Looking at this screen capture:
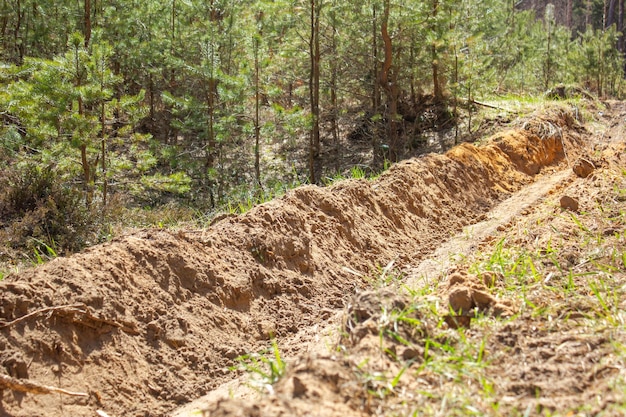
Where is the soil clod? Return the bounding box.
[560,195,580,211]
[445,271,514,320]
[573,157,596,178]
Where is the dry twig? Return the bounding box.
[0,304,85,329]
[0,373,88,397]
[0,303,139,335]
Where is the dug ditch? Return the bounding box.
[0,104,600,416]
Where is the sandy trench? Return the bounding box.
[0,104,599,417]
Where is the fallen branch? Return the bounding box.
[69,309,140,335]
[0,373,88,397]
[464,98,513,112]
[0,304,85,329]
[0,304,139,335]
[471,99,502,110]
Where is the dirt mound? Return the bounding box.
[444,271,515,328]
[0,106,585,416]
[203,289,435,417]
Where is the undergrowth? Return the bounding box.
[230,339,286,395]
[341,158,626,416]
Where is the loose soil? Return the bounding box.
[1,101,625,417]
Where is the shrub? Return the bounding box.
[0,163,100,259]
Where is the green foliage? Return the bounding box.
[1,0,625,260]
[571,25,624,97]
[0,163,100,255]
[140,172,192,195]
[231,339,286,393]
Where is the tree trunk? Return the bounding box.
[171,0,176,53]
[308,0,321,183]
[15,0,23,62]
[454,48,459,143]
[432,0,442,102]
[79,97,93,208]
[380,0,400,162]
[607,0,617,27]
[619,0,625,56]
[409,46,417,110]
[254,30,262,190]
[206,80,216,171]
[544,5,554,91]
[73,39,93,207]
[170,0,177,84]
[101,100,107,208]
[148,72,155,121]
[201,77,217,206]
[566,0,573,28]
[1,0,8,57]
[511,0,515,27]
[372,3,380,112]
[84,0,91,47]
[620,0,626,77]
[80,143,91,203]
[371,3,382,167]
[329,5,340,170]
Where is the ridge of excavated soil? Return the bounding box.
[0,105,587,416]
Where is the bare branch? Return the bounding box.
[0,373,88,397]
[0,304,85,329]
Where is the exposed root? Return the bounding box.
[0,304,85,329]
[0,373,88,397]
[0,304,139,335]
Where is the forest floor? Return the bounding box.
[1,99,626,417]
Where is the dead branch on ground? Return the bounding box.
[0,304,85,329]
[0,303,139,335]
[0,373,88,397]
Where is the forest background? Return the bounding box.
[0,0,624,266]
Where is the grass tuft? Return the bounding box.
[230,338,286,394]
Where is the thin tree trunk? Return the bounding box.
[204,77,217,206]
[330,6,340,170]
[511,0,515,28]
[253,27,262,190]
[598,41,604,97]
[84,0,91,47]
[372,3,380,112]
[409,46,417,110]
[380,0,399,161]
[96,43,108,208]
[149,73,155,121]
[454,48,459,143]
[206,80,216,170]
[313,0,322,157]
[308,0,321,183]
[617,0,626,78]
[432,0,442,102]
[545,5,553,91]
[92,0,98,25]
[225,15,235,75]
[1,0,8,56]
[171,0,176,52]
[566,0,573,28]
[80,143,91,197]
[77,96,93,208]
[101,101,107,208]
[73,39,92,207]
[607,0,617,27]
[371,3,382,167]
[619,0,625,61]
[15,0,23,62]
[170,0,177,86]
